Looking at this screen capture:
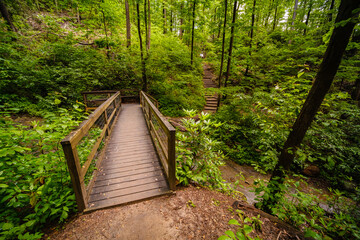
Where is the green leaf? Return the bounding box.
[2,222,13,230]
[228,219,241,226]
[0,184,9,188]
[243,225,253,235]
[225,230,236,239]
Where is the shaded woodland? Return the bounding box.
[0,0,359,239]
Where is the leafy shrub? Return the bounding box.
[176,110,227,189]
[0,105,85,239]
[253,177,360,240]
[147,34,205,116]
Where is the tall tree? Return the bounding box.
[179,2,184,38]
[125,0,131,48]
[245,0,256,76]
[136,2,147,91]
[272,0,278,31]
[261,0,360,211]
[288,0,298,44]
[0,0,17,32]
[224,0,237,87]
[147,0,151,50]
[163,1,167,34]
[303,0,313,36]
[144,0,148,50]
[218,0,228,89]
[190,0,196,65]
[328,0,335,22]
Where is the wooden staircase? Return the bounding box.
[203,64,219,113]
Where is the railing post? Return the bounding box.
[61,142,87,211]
[103,110,109,137]
[168,129,176,190]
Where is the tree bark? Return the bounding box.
[328,0,335,22]
[0,0,17,32]
[352,78,360,106]
[288,0,298,44]
[163,1,167,34]
[190,0,196,65]
[245,0,256,76]
[303,0,313,36]
[262,0,360,211]
[218,0,228,89]
[101,8,110,58]
[272,4,277,31]
[224,0,237,87]
[136,3,147,91]
[144,0,148,50]
[147,0,151,50]
[125,0,131,48]
[179,3,184,38]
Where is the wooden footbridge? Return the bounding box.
[61,90,176,212]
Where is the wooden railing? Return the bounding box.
[82,89,139,111]
[61,91,121,211]
[140,91,176,190]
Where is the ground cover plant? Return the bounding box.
[0,104,85,239]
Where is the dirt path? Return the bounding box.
[46,184,305,240]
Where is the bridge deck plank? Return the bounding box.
[87,104,170,210]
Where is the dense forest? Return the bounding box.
[0,0,359,239]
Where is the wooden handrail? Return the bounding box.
[82,89,140,111]
[140,91,176,190]
[61,91,121,211]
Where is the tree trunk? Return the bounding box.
[328,0,335,22]
[288,0,298,44]
[170,0,173,32]
[262,0,360,212]
[147,0,151,50]
[76,5,81,24]
[0,0,17,32]
[218,0,228,89]
[303,0,313,36]
[352,78,360,106]
[190,0,196,65]
[101,8,110,58]
[224,0,237,87]
[272,4,277,31]
[125,0,131,48]
[264,0,273,28]
[163,1,167,34]
[179,3,184,38]
[245,0,256,76]
[136,3,147,91]
[144,0,148,51]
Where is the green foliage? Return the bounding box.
[0,105,85,239]
[214,76,360,187]
[218,211,263,240]
[253,177,360,240]
[176,110,227,189]
[147,34,205,116]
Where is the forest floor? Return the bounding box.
[44,161,316,240]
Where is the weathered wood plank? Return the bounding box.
[92,169,165,187]
[87,187,171,211]
[90,177,166,194]
[89,180,168,202]
[95,165,163,181]
[86,104,171,211]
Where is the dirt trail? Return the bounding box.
[46,185,304,240]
